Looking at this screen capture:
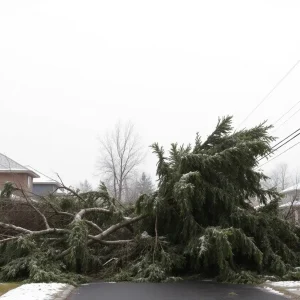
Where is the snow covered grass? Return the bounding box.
[263,281,300,298]
[263,286,285,296]
[0,283,72,300]
[269,281,300,288]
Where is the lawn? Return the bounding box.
[0,283,20,296]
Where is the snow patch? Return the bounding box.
[263,286,285,296]
[0,283,71,300]
[270,281,300,288]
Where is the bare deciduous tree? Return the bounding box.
[97,122,145,202]
[264,163,291,192]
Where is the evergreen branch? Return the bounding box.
[200,116,233,150]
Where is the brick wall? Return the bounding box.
[0,172,32,193]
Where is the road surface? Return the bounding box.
[68,281,285,300]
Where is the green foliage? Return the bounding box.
[0,237,87,285]
[223,271,263,284]
[0,182,17,199]
[1,116,300,284]
[66,220,89,272]
[110,236,185,283]
[139,116,300,282]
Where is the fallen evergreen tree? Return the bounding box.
[1,116,300,284]
[132,116,300,283]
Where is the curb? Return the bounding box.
[55,285,76,300]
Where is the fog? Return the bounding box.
[0,1,299,187]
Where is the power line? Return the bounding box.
[271,128,300,149]
[273,100,300,126]
[237,60,300,129]
[258,129,300,162]
[258,140,300,168]
[270,132,300,155]
[272,100,300,127]
[273,106,300,132]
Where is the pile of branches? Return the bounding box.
[1,116,300,284]
[0,183,147,284]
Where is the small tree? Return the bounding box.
[136,172,154,195]
[78,180,93,193]
[125,172,154,203]
[97,122,145,202]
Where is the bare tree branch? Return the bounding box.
[88,237,133,244]
[0,222,32,234]
[74,207,111,222]
[55,173,86,203]
[93,214,146,240]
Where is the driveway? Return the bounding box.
[68,281,285,300]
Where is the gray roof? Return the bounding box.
[0,153,39,178]
[26,166,61,186]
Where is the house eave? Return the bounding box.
[33,181,62,187]
[0,169,40,178]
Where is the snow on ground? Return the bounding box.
[0,283,71,300]
[263,286,285,296]
[269,281,300,288]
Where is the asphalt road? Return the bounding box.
[68,281,285,300]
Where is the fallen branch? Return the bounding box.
[103,257,118,266]
[74,207,111,222]
[93,214,147,240]
[0,222,32,234]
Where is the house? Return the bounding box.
[26,166,63,196]
[0,153,39,194]
[0,153,64,197]
[248,184,300,223]
[281,184,300,204]
[279,184,300,223]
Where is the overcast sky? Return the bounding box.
[0,1,300,187]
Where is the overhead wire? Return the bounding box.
[270,128,300,150]
[272,100,300,127]
[237,60,300,129]
[258,130,300,163]
[258,140,300,168]
[272,106,300,133]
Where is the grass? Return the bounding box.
[0,283,21,296]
